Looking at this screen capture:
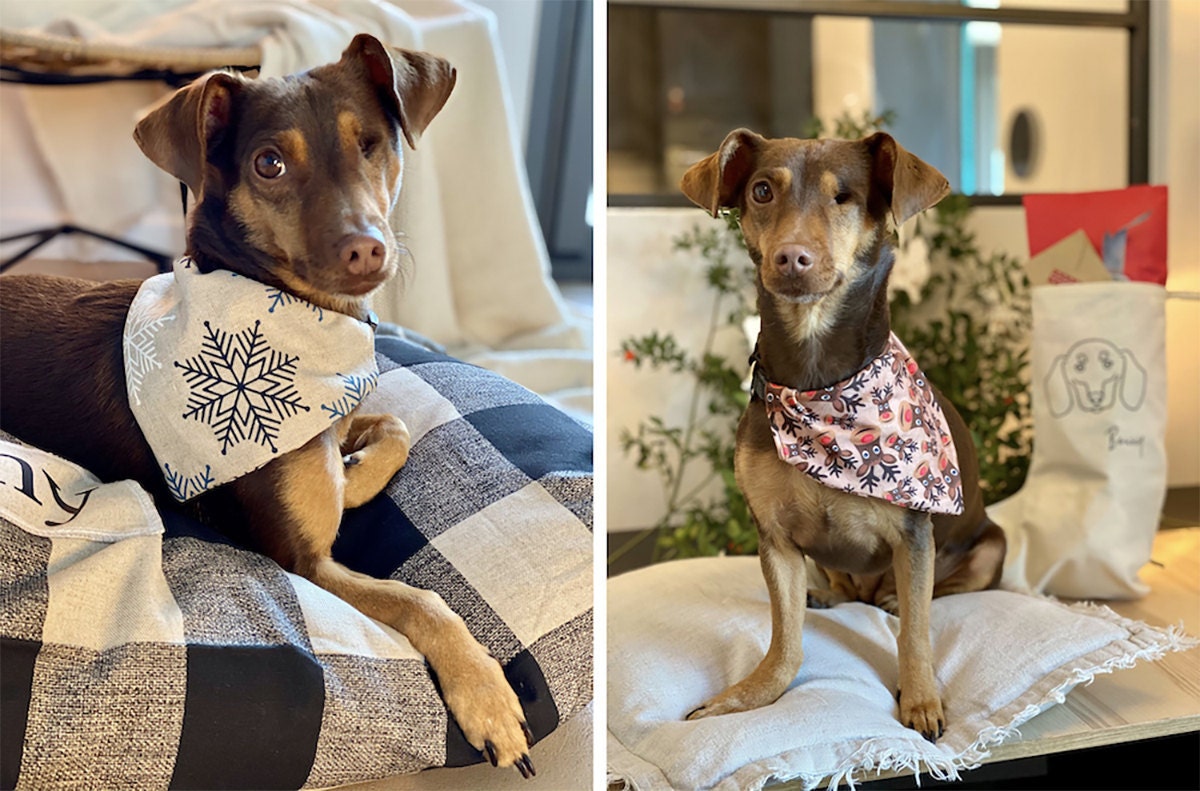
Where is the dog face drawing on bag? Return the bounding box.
[1045,338,1147,417]
[0,35,539,776]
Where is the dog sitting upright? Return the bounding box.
[679,129,1006,741]
[0,34,535,776]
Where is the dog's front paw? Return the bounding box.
[898,687,945,743]
[685,698,729,721]
[806,588,849,609]
[440,649,536,778]
[685,682,775,721]
[875,593,900,617]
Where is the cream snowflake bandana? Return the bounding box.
[123,258,378,502]
[755,333,964,515]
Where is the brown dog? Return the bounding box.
[679,129,1006,741]
[0,34,535,775]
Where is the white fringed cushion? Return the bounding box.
[607,556,1194,791]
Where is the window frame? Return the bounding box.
[606,0,1150,208]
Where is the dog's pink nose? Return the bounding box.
[774,245,814,275]
[339,233,385,275]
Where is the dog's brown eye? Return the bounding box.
[254,150,286,179]
[835,191,852,205]
[751,181,773,203]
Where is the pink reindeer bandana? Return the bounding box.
[757,333,964,515]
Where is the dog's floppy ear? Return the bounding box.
[863,132,950,226]
[1045,354,1074,417]
[680,128,764,217]
[344,33,456,149]
[1118,347,1147,410]
[134,71,242,196]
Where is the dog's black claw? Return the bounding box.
[516,754,536,778]
[685,706,704,720]
[521,720,535,747]
[924,730,938,744]
[484,740,498,767]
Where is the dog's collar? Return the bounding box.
[748,341,872,403]
[754,332,964,516]
[123,257,379,501]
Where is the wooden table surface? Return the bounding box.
[980,525,1200,763]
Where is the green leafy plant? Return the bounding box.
[613,214,759,563]
[612,112,1031,566]
[892,197,1033,501]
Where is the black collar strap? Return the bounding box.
[748,340,770,402]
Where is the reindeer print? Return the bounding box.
[871,383,896,422]
[850,427,899,476]
[817,430,859,475]
[804,380,864,415]
[914,460,943,502]
[938,451,963,510]
[761,333,964,515]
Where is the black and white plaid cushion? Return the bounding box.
[0,335,593,790]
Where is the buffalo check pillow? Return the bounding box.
[0,335,593,790]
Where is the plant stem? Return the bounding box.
[676,470,719,509]
[655,288,729,557]
[607,525,659,565]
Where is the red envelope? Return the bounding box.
[1023,185,1168,285]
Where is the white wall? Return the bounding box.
[606,208,744,531]
[471,0,542,148]
[997,25,1128,192]
[1151,0,1200,487]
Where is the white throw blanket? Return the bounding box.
[608,556,1196,791]
[3,0,590,418]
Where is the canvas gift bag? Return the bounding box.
[991,281,1167,599]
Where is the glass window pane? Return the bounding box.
[608,7,1131,199]
[985,0,1127,10]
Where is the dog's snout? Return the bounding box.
[339,232,385,275]
[773,245,815,275]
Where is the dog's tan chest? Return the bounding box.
[736,409,904,576]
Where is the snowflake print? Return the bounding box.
[124,311,176,406]
[266,287,324,322]
[164,462,214,501]
[320,370,379,419]
[175,320,310,455]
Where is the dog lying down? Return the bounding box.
[678,129,1007,742]
[0,34,535,777]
